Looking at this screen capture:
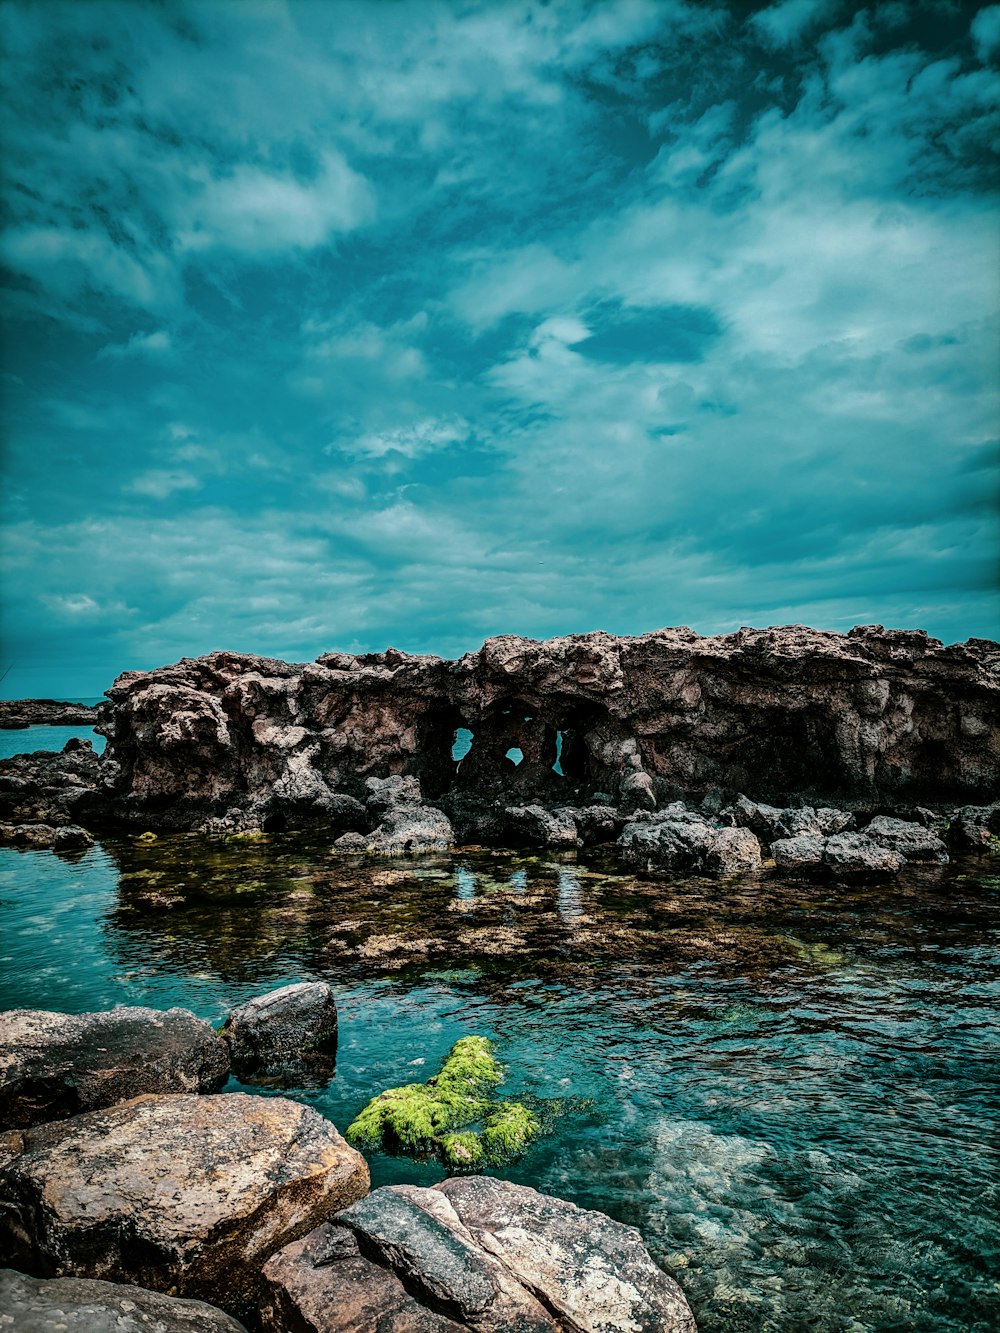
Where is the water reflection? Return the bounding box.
[1,834,998,1331]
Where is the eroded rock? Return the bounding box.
[0,1006,230,1129]
[0,1268,245,1332]
[504,803,580,848]
[619,810,761,879]
[821,832,905,881]
[863,815,949,863]
[260,1178,697,1333]
[222,981,337,1083]
[0,1092,369,1318]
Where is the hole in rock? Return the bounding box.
[553,730,565,777]
[262,813,287,833]
[452,727,474,763]
[506,747,524,766]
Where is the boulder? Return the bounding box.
[0,1006,230,1129]
[620,770,657,812]
[0,823,94,851]
[260,1178,697,1333]
[222,981,337,1082]
[503,804,580,848]
[0,1268,245,1332]
[821,832,905,881]
[863,815,949,863]
[362,776,454,853]
[772,834,825,873]
[0,1092,369,1319]
[946,802,1000,850]
[564,804,626,844]
[619,810,761,878]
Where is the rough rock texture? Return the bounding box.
[863,815,949,862]
[0,1006,230,1129]
[618,808,763,878]
[0,1092,369,1319]
[80,626,997,834]
[221,981,337,1083]
[0,822,94,852]
[0,742,108,842]
[772,834,825,873]
[0,1268,245,1332]
[260,1178,696,1333]
[503,803,580,848]
[821,832,905,881]
[0,699,100,729]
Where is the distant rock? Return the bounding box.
[0,1005,230,1128]
[0,699,101,729]
[0,1269,245,1332]
[260,1177,697,1332]
[0,1092,369,1319]
[222,981,337,1083]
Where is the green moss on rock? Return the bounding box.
[439,1130,485,1168]
[481,1101,541,1162]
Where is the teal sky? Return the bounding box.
[1,0,998,699]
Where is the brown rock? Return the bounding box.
[221,981,337,1083]
[0,1092,369,1319]
[0,1006,230,1129]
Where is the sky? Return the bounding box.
[1,0,998,698]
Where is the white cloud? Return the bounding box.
[126,470,202,500]
[971,5,1000,61]
[97,329,172,360]
[750,0,836,48]
[348,418,470,460]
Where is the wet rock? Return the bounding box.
[821,832,905,881]
[772,834,825,873]
[0,822,94,851]
[864,815,949,863]
[728,795,787,841]
[619,810,760,878]
[360,776,455,854]
[222,981,337,1082]
[0,1092,369,1318]
[0,1006,230,1129]
[0,743,104,832]
[946,801,1000,851]
[562,803,625,844]
[503,803,580,848]
[0,1268,245,1332]
[261,1178,697,1332]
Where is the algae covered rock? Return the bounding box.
[0,1268,246,1332]
[0,1005,230,1129]
[0,1091,369,1319]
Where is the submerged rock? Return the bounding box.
[0,1268,245,1332]
[0,1092,369,1318]
[222,981,337,1083]
[0,1006,230,1129]
[260,1178,697,1333]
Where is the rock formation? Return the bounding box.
[221,981,338,1084]
[0,1268,245,1332]
[259,1178,697,1332]
[0,1006,229,1128]
[0,699,101,729]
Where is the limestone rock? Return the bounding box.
[222,981,337,1083]
[0,1006,230,1129]
[0,1268,245,1332]
[772,834,825,873]
[0,1092,369,1319]
[260,1178,697,1333]
[504,803,580,848]
[864,815,949,862]
[704,826,762,876]
[821,832,905,881]
[619,810,761,878]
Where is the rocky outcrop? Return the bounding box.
[619,807,763,878]
[0,1268,245,1332]
[260,1178,697,1332]
[0,699,100,729]
[0,821,94,852]
[0,741,107,845]
[91,627,996,839]
[222,981,337,1084]
[0,1092,369,1319]
[0,1006,230,1129]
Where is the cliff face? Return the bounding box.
[95,625,999,830]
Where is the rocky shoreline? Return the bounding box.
[0,698,102,730]
[0,989,697,1331]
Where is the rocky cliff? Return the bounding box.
[88,624,997,835]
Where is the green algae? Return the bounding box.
[346,1034,548,1167]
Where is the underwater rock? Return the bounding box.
[221,981,338,1082]
[0,1006,230,1128]
[0,1092,369,1319]
[0,1268,246,1332]
[821,832,905,881]
[261,1178,697,1332]
[863,815,949,863]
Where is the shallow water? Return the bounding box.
[1,833,998,1332]
[0,725,105,760]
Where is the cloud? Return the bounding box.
[97,330,172,360]
[126,470,202,500]
[750,0,837,48]
[971,5,1000,61]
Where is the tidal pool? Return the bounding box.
[1,833,998,1332]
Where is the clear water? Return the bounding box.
[0,725,106,760]
[1,834,998,1332]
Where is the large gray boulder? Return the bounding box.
[504,804,580,848]
[0,1092,369,1320]
[222,981,337,1083]
[260,1178,697,1333]
[619,809,761,878]
[821,832,905,881]
[0,1006,230,1129]
[863,815,949,863]
[772,834,825,873]
[0,1268,245,1332]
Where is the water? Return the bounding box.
[0,726,106,760]
[1,834,998,1332]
